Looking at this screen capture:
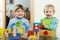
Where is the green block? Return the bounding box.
[9,33,13,38]
[16,21,21,27]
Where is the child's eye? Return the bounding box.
[46,11,48,13]
[46,11,52,13]
[21,10,24,12]
[17,11,20,12]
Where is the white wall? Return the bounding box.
[34,0,60,39]
[0,0,4,28]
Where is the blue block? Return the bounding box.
[33,22,40,26]
[16,33,20,37]
[9,38,14,40]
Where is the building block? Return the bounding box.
[9,38,14,40]
[8,28,11,33]
[31,35,35,40]
[33,22,40,26]
[43,31,48,35]
[13,36,20,40]
[33,23,40,32]
[16,33,20,37]
[28,30,33,37]
[19,27,23,35]
[13,26,16,37]
[0,28,4,36]
[9,33,13,38]
[0,38,4,40]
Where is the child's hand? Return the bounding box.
[41,22,48,28]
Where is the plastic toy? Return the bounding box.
[33,23,40,39]
[9,33,13,38]
[31,35,35,40]
[28,35,35,40]
[33,23,40,32]
[0,28,5,40]
[16,21,23,34]
[28,30,33,37]
[13,26,16,37]
[8,28,11,33]
[19,27,23,35]
[0,28,4,36]
[9,38,14,40]
[16,33,20,37]
[13,36,20,40]
[43,31,48,35]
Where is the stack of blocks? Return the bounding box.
[9,27,21,40]
[33,22,40,39]
[9,33,20,40]
[9,21,22,40]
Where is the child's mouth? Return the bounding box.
[18,14,22,16]
[47,15,51,16]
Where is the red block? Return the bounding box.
[28,30,33,37]
[43,31,48,35]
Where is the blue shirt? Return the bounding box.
[7,17,31,33]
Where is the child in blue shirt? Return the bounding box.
[7,4,31,33]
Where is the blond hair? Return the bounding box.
[44,4,55,13]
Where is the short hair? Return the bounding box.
[44,4,55,13]
[14,4,25,12]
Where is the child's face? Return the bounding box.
[15,8,24,18]
[44,8,54,18]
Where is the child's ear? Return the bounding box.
[44,10,45,13]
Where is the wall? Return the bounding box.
[34,0,60,39]
[0,0,4,28]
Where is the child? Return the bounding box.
[40,4,58,40]
[40,4,58,30]
[7,4,31,37]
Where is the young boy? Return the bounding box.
[7,4,31,36]
[40,4,58,30]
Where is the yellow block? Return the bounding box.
[0,28,4,36]
[0,38,4,40]
[31,35,35,40]
[8,28,11,33]
[19,28,23,35]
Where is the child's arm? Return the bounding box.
[40,22,49,28]
[7,19,15,29]
[50,18,58,30]
[40,19,48,29]
[24,19,31,33]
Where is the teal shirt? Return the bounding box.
[40,17,58,30]
[7,17,31,33]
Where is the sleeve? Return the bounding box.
[7,19,15,29]
[50,18,58,30]
[25,20,31,33]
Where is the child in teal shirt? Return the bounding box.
[40,4,58,40]
[40,4,58,30]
